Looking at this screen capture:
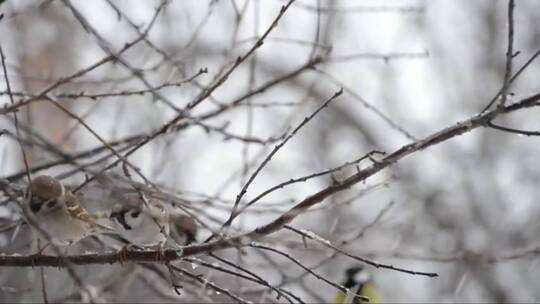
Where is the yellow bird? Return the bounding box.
[335,266,381,303]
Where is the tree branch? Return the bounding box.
[1,93,540,268]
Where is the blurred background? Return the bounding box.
[1,0,540,302]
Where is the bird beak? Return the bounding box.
[29,196,43,213]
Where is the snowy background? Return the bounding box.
[1,0,540,302]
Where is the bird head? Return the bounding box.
[28,175,64,213]
[345,266,371,286]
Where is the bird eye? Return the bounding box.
[47,201,57,209]
[29,196,43,212]
[30,202,42,213]
[131,211,140,218]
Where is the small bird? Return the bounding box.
[27,175,114,246]
[335,266,381,304]
[109,192,198,248]
[109,192,170,248]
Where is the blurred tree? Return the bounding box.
[1,0,540,303]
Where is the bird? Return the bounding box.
[27,175,114,247]
[109,192,170,248]
[108,192,198,248]
[334,266,381,304]
[106,191,198,264]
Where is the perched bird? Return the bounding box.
[27,175,114,246]
[109,192,170,247]
[109,192,198,248]
[335,266,381,304]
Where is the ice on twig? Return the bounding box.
[299,229,331,245]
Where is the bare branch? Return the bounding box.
[2,93,539,268]
[284,225,438,277]
[0,35,146,115]
[250,242,369,302]
[209,88,344,241]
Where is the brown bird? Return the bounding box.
[27,175,113,246]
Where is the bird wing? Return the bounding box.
[64,193,114,232]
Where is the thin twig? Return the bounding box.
[0,46,31,184]
[169,265,252,304]
[235,150,385,218]
[250,243,369,302]
[62,0,185,114]
[209,253,301,303]
[284,225,438,277]
[0,68,208,101]
[487,121,540,136]
[328,51,428,62]
[500,0,516,107]
[187,0,296,110]
[315,68,417,140]
[43,95,156,189]
[40,267,49,304]
[289,1,424,14]
[0,35,146,115]
[209,89,343,241]
[187,256,296,303]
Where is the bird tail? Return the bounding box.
[88,221,115,233]
[88,210,116,232]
